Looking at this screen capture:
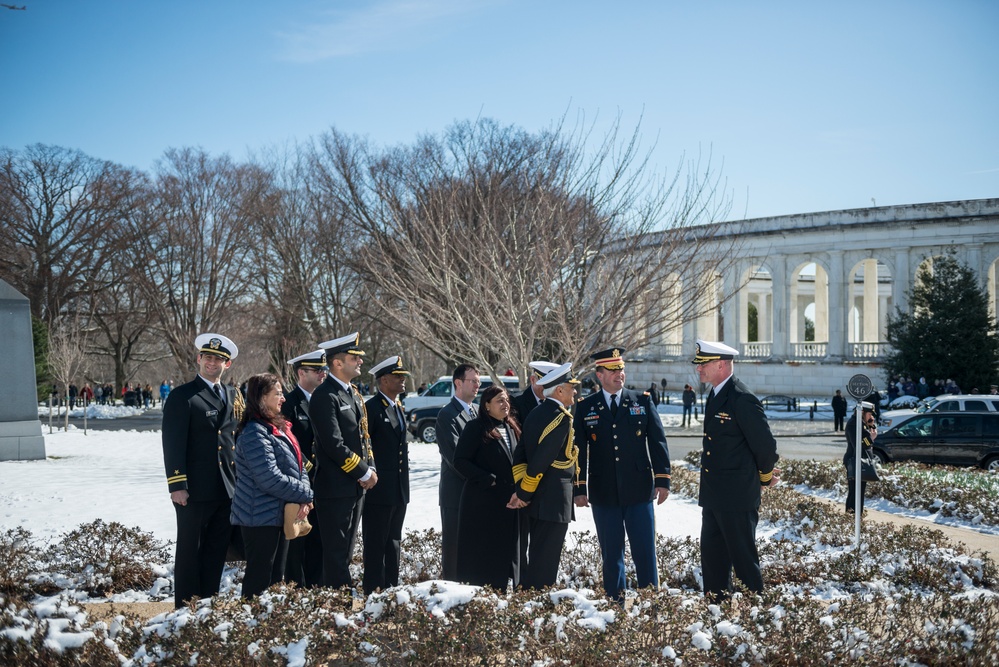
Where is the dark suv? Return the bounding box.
[873,412,999,471]
[408,404,444,443]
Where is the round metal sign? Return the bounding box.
[846,373,874,400]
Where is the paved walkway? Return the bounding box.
[811,495,999,562]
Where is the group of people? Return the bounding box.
[162,332,782,607]
[885,376,961,403]
[58,380,174,409]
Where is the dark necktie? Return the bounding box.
[214,384,225,406]
[706,388,715,408]
[396,402,406,436]
[610,393,618,418]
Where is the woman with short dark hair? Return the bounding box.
[231,373,313,598]
[453,385,524,589]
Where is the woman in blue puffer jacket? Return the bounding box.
[232,373,313,598]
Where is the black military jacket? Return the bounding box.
[281,385,317,476]
[698,377,779,511]
[162,377,238,501]
[310,376,374,500]
[514,399,576,523]
[364,392,410,506]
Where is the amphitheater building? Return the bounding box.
[626,198,999,398]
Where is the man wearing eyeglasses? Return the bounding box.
[435,363,480,580]
[281,349,329,588]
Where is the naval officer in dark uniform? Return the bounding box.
[362,355,411,594]
[281,349,328,588]
[511,361,558,424]
[311,332,378,589]
[693,339,780,601]
[162,333,240,608]
[572,347,671,602]
[510,362,580,589]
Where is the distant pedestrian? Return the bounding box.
[681,384,696,427]
[917,377,931,399]
[844,403,878,516]
[647,383,660,406]
[831,390,847,432]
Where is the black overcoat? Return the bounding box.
[454,416,521,588]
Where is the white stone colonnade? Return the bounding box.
[632,198,999,396]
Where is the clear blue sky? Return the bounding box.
[2,0,997,220]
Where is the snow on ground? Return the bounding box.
[0,427,703,550]
[3,403,994,554]
[37,403,146,420]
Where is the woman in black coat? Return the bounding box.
[453,385,523,589]
[843,403,878,515]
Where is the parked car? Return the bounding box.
[402,375,521,411]
[408,404,444,443]
[879,394,999,431]
[872,411,999,471]
[407,380,527,442]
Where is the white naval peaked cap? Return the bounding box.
[537,362,581,388]
[370,355,411,378]
[692,339,739,365]
[287,349,328,368]
[195,333,238,360]
[528,361,560,378]
[318,332,365,356]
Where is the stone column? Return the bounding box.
[826,251,846,360]
[967,243,983,283]
[863,258,879,342]
[759,291,771,342]
[770,256,789,360]
[815,263,829,342]
[893,249,910,316]
[723,269,739,349]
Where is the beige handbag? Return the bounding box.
[283,503,312,540]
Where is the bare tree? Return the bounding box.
[313,117,739,385]
[83,260,170,391]
[47,314,91,430]
[245,143,407,382]
[131,147,276,378]
[0,144,145,324]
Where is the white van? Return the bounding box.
[879,394,999,430]
[402,375,522,410]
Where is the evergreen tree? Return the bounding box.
[32,315,50,401]
[885,254,999,393]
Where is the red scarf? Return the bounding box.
[269,420,302,471]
